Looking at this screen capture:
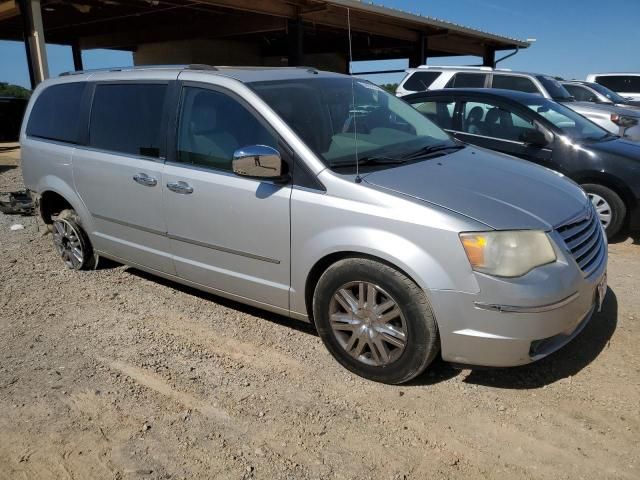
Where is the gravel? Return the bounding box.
[1,164,639,479]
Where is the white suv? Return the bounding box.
[586,73,640,102]
[396,66,570,100]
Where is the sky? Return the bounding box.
[1,0,639,89]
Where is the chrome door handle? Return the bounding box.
[167,181,194,194]
[133,173,157,187]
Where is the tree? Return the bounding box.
[0,82,31,99]
[380,83,399,94]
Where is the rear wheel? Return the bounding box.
[582,183,626,239]
[313,258,439,384]
[51,209,97,270]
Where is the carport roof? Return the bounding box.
[0,0,529,55]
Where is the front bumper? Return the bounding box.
[429,250,607,368]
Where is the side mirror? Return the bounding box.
[520,129,548,147]
[232,145,288,181]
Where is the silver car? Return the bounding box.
[20,66,608,384]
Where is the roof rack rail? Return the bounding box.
[293,66,319,74]
[59,64,198,77]
[186,64,219,71]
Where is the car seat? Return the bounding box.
[465,106,484,134]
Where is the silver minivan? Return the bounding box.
[21,66,608,384]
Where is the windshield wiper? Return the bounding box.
[400,143,465,161]
[330,155,407,168]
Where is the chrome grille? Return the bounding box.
[556,206,606,277]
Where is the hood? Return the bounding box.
[569,101,640,118]
[585,136,640,158]
[363,147,588,230]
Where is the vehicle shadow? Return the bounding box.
[459,289,618,389]
[125,267,318,337]
[122,266,617,387]
[609,230,640,245]
[0,165,16,174]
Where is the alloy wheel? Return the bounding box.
[52,218,85,269]
[329,281,407,366]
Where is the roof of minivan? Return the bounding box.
[57,65,345,83]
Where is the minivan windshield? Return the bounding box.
[250,77,454,170]
[521,97,610,141]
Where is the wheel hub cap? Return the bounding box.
[588,193,612,228]
[329,281,407,367]
[52,219,84,269]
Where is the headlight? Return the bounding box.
[459,230,556,277]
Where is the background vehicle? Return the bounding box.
[396,66,572,100]
[20,66,605,384]
[587,73,640,102]
[405,88,640,238]
[562,80,640,107]
[397,66,640,141]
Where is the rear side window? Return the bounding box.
[402,72,441,92]
[26,82,85,143]
[595,75,640,93]
[89,83,166,158]
[445,73,487,88]
[492,75,539,94]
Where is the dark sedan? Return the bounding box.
[404,88,640,238]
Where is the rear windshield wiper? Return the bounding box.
[400,143,465,161]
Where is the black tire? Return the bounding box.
[50,209,97,270]
[581,183,626,239]
[313,258,439,384]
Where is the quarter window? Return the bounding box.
[445,73,487,88]
[26,82,85,143]
[176,87,277,172]
[461,101,536,142]
[89,83,166,158]
[491,75,540,94]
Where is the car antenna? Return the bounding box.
[346,7,362,184]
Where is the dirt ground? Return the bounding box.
[1,161,639,480]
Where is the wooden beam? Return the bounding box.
[303,9,419,42]
[428,34,485,57]
[0,0,18,21]
[193,0,295,18]
[78,15,286,50]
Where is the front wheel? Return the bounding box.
[581,183,626,239]
[313,258,439,384]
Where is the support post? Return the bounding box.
[71,39,83,71]
[287,16,303,67]
[408,33,427,68]
[18,0,48,87]
[482,46,496,68]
